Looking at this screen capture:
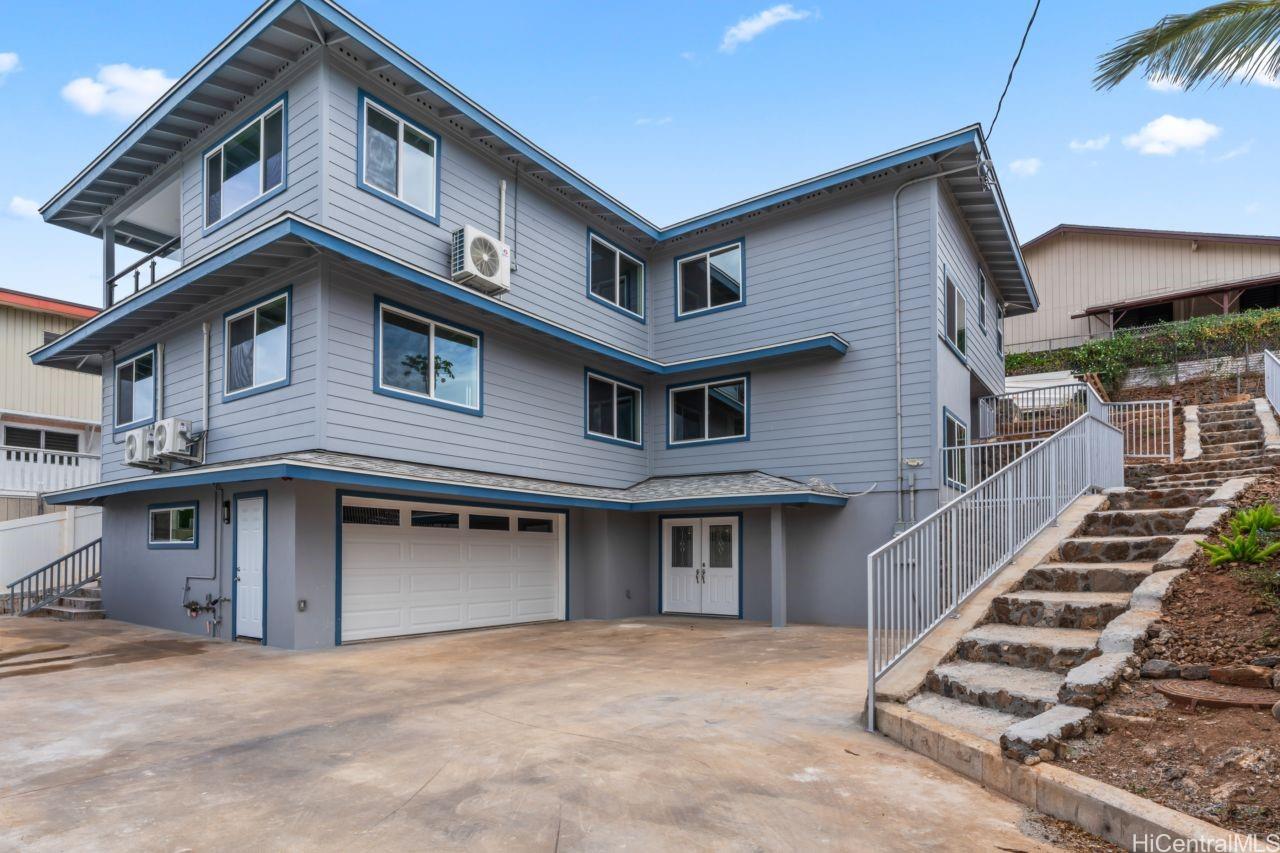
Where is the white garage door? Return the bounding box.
[340,497,564,642]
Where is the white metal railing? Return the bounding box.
[0,447,101,496]
[1104,400,1174,460]
[1266,350,1280,417]
[866,411,1123,731]
[977,382,1103,441]
[939,438,1044,502]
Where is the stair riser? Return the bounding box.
[923,671,1056,717]
[1078,509,1193,537]
[1199,427,1262,442]
[953,639,1099,674]
[1103,488,1210,510]
[1020,566,1149,593]
[992,597,1131,630]
[48,610,105,622]
[1056,537,1176,564]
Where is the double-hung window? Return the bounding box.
[978,272,987,332]
[588,234,644,318]
[377,301,481,413]
[945,274,967,358]
[943,410,969,489]
[225,291,290,399]
[586,371,642,446]
[149,503,198,548]
[669,376,748,445]
[359,93,440,221]
[676,241,744,317]
[204,99,285,228]
[115,348,156,428]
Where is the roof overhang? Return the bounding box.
[43,452,848,510]
[29,214,849,376]
[1024,223,1280,254]
[1072,270,1280,319]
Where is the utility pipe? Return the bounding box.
[498,179,507,243]
[200,321,210,463]
[891,160,987,529]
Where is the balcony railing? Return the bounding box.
[106,236,180,307]
[0,447,101,497]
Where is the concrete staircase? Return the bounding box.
[36,583,105,621]
[900,399,1277,759]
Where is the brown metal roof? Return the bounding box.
[1071,270,1280,319]
[1023,223,1280,253]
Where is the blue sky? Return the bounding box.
[1,0,1276,307]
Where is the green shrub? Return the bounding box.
[1229,504,1280,536]
[1200,530,1280,566]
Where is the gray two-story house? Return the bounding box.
[31,0,1036,649]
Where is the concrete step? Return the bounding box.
[1198,402,1256,417]
[1078,508,1194,537]
[1198,418,1259,434]
[1056,535,1177,564]
[1138,455,1270,476]
[1020,561,1154,592]
[40,605,106,621]
[925,660,1064,717]
[1147,466,1273,487]
[1103,487,1212,510]
[56,595,104,610]
[955,623,1102,673]
[992,590,1131,629]
[1199,439,1264,454]
[906,692,1022,743]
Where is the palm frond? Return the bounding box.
[1095,0,1280,90]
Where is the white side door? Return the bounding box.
[662,518,702,614]
[700,517,739,616]
[235,495,265,639]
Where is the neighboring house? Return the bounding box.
[31,0,1035,648]
[0,287,101,521]
[1008,224,1280,353]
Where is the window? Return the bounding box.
[115,348,156,428]
[3,427,79,453]
[669,377,748,445]
[469,514,509,531]
[676,241,744,317]
[518,517,554,533]
[149,503,198,548]
[342,506,401,526]
[377,302,482,413]
[587,234,644,318]
[204,99,285,227]
[978,272,987,332]
[586,371,642,446]
[945,274,967,358]
[224,291,290,398]
[996,304,1005,355]
[411,511,460,528]
[943,410,969,489]
[359,93,440,221]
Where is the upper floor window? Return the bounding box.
[668,376,748,445]
[676,240,744,318]
[376,300,481,414]
[115,347,156,428]
[225,290,290,399]
[586,371,642,446]
[204,99,285,228]
[588,234,644,319]
[359,93,440,222]
[944,273,967,359]
[996,304,1005,355]
[978,272,987,332]
[149,502,198,549]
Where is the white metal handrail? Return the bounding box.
[866,411,1123,731]
[977,382,1104,441]
[940,438,1044,501]
[1266,350,1280,417]
[1104,400,1174,460]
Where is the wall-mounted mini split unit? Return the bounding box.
[152,417,194,459]
[124,426,162,469]
[450,225,511,295]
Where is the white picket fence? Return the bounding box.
[0,507,102,591]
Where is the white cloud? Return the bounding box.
[635,116,673,127]
[7,196,40,221]
[1215,139,1253,161]
[0,52,19,84]
[1069,134,1110,152]
[720,4,812,53]
[1009,157,1041,177]
[1146,75,1183,93]
[61,63,175,120]
[1122,115,1221,155]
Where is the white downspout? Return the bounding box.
[200,321,211,463]
[155,343,165,421]
[498,179,507,243]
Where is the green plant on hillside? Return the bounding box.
[1200,529,1280,566]
[1229,503,1280,535]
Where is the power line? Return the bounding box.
[988,0,1042,140]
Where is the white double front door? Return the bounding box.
[661,516,739,616]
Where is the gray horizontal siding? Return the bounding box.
[321,61,650,354]
[935,184,1004,398]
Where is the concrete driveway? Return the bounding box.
[0,616,1058,851]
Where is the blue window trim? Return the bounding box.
[221,285,293,402]
[201,94,289,236]
[356,89,443,226]
[334,489,570,646]
[373,295,483,416]
[665,373,750,448]
[231,490,268,646]
[584,229,645,322]
[941,407,969,491]
[673,237,746,322]
[657,512,744,620]
[146,500,199,550]
[113,343,159,435]
[583,367,644,449]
